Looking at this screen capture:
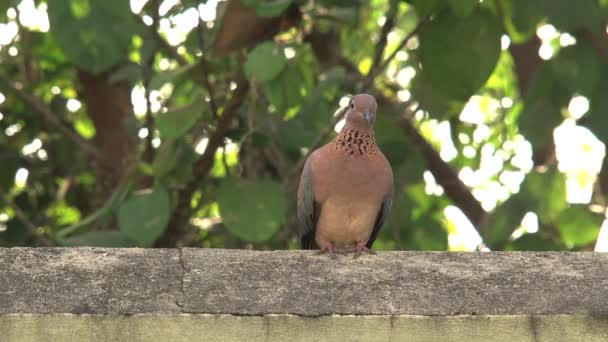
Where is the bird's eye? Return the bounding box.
[349,102,355,109]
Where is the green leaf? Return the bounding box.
[181,0,203,8]
[56,179,133,238]
[447,0,478,17]
[118,186,171,246]
[550,42,601,97]
[277,117,319,151]
[319,0,362,7]
[276,67,345,151]
[418,8,502,102]
[138,161,155,176]
[518,65,569,147]
[59,231,136,247]
[483,194,531,248]
[410,70,452,117]
[168,147,197,185]
[509,0,545,35]
[108,62,141,84]
[149,63,197,90]
[0,219,30,246]
[0,147,20,190]
[586,64,608,143]
[520,169,567,222]
[375,116,410,166]
[507,233,562,251]
[156,103,205,139]
[278,97,334,149]
[74,116,96,139]
[390,183,448,251]
[262,63,304,113]
[411,0,444,17]
[511,0,602,34]
[245,42,287,82]
[0,0,18,21]
[413,214,448,250]
[486,168,570,249]
[47,201,81,226]
[255,0,293,17]
[217,178,287,242]
[47,0,137,73]
[153,140,181,180]
[543,0,602,32]
[556,206,603,247]
[152,142,197,186]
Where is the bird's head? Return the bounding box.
[345,94,377,130]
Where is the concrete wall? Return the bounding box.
[1,248,607,341]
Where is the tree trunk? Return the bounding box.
[77,70,135,205]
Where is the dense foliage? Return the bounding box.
[1,0,607,251]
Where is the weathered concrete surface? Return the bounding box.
[1,314,607,342]
[1,248,607,316]
[0,248,181,314]
[182,249,608,316]
[1,248,608,341]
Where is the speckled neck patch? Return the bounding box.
[333,129,380,156]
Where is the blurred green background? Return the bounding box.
[0,0,607,251]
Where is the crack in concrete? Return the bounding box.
[529,316,540,342]
[176,248,185,310]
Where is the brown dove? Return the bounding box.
[297,94,393,257]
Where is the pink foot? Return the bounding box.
[317,242,338,259]
[353,241,376,259]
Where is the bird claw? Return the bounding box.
[353,241,376,259]
[317,242,338,259]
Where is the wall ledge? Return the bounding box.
[1,314,607,342]
[1,248,607,341]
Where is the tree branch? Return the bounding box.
[191,73,248,190]
[195,13,220,119]
[133,10,188,67]
[508,37,542,98]
[363,15,430,89]
[0,187,54,246]
[367,0,399,81]
[142,0,160,165]
[143,11,221,120]
[396,111,487,232]
[155,71,249,247]
[141,14,190,67]
[77,70,135,204]
[0,75,101,159]
[14,7,36,85]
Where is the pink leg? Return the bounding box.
[353,241,376,259]
[317,242,338,259]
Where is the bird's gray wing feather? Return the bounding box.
[366,183,394,249]
[297,155,319,249]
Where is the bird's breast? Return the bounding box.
[311,148,393,248]
[315,196,381,248]
[312,151,392,201]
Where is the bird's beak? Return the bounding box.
[363,111,373,125]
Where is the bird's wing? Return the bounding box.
[366,183,394,249]
[297,155,320,249]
